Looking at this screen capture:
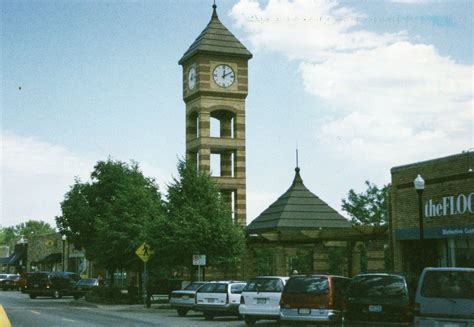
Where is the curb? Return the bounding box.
[0,305,11,327]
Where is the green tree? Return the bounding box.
[56,159,165,284]
[146,159,245,277]
[342,181,390,226]
[0,220,56,246]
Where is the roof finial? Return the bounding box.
[212,0,218,18]
[295,145,300,173]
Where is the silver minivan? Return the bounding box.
[414,267,474,327]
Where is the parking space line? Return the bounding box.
[30,310,41,315]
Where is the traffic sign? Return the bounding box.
[135,242,154,263]
[192,255,206,266]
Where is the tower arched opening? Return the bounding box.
[210,109,235,139]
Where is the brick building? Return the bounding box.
[390,151,474,276]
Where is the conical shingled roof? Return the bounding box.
[246,167,351,233]
[179,5,252,64]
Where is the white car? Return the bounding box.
[194,280,246,320]
[169,281,206,316]
[239,276,289,326]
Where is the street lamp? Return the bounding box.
[19,236,27,272]
[61,235,67,272]
[414,174,425,241]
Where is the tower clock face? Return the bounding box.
[213,64,235,88]
[188,67,197,90]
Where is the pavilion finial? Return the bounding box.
[295,147,300,173]
[212,1,218,18]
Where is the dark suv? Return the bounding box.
[344,273,415,325]
[26,272,80,299]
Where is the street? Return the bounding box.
[0,291,276,327]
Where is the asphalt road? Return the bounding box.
[0,290,278,326]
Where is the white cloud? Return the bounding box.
[231,0,473,165]
[0,132,171,228]
[1,132,96,227]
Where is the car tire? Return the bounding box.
[177,308,188,317]
[29,294,36,299]
[245,316,256,326]
[204,312,214,320]
[52,290,61,299]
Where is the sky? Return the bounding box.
[1,0,473,229]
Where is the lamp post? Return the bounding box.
[61,234,67,272]
[414,174,425,241]
[19,236,27,273]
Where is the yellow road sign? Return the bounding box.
[135,242,154,263]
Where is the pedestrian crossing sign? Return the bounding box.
[135,242,154,262]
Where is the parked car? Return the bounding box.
[239,276,289,326]
[279,274,351,325]
[195,280,246,320]
[414,267,474,327]
[169,281,207,316]
[344,273,415,326]
[1,274,20,291]
[26,272,81,299]
[0,274,10,283]
[73,278,99,299]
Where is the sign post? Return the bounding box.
[135,242,154,308]
[192,255,206,281]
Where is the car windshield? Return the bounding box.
[421,271,474,299]
[285,276,329,295]
[198,283,227,293]
[231,284,245,294]
[0,275,7,279]
[77,279,97,285]
[244,278,284,292]
[28,273,50,282]
[347,275,407,298]
[184,282,205,291]
[7,275,19,280]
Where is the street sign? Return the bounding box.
[135,242,154,263]
[192,255,206,266]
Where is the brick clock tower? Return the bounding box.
[179,4,252,226]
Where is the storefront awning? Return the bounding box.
[38,253,62,264]
[0,251,23,265]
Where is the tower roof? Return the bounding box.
[246,167,351,233]
[179,4,252,64]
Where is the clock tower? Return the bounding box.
[179,4,252,226]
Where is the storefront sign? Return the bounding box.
[395,224,474,240]
[425,192,474,218]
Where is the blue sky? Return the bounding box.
[2,0,473,228]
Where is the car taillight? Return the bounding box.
[240,296,245,304]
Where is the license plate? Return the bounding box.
[298,308,311,315]
[182,295,189,299]
[368,305,382,312]
[257,298,266,304]
[206,298,215,303]
[34,284,39,288]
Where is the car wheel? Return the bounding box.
[52,290,61,299]
[204,312,214,320]
[29,294,36,299]
[244,316,256,326]
[177,308,188,317]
